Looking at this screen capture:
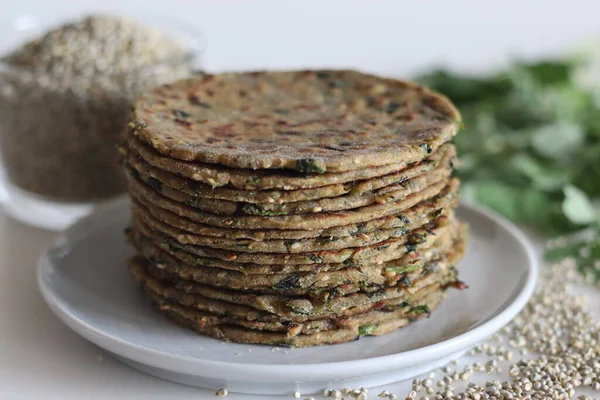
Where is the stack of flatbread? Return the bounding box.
[122,70,468,347]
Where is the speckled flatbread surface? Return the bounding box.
[129,233,466,321]
[130,178,459,241]
[130,191,458,253]
[129,254,459,345]
[132,214,456,266]
[128,172,452,230]
[128,220,464,295]
[130,70,460,173]
[125,142,455,203]
[146,288,447,347]
[125,134,443,191]
[126,144,455,216]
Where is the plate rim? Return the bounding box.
[37,198,538,381]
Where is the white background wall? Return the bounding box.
[1,0,600,76]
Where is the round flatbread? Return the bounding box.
[130,70,460,173]
[142,285,447,346]
[130,227,457,294]
[131,214,455,265]
[131,197,455,253]
[125,143,455,204]
[128,217,462,277]
[125,134,444,191]
[141,283,444,337]
[128,172,451,230]
[130,178,459,242]
[126,146,454,216]
[129,234,466,320]
[131,256,452,323]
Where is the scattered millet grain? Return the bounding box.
[315,254,598,400]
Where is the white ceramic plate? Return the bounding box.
[37,198,537,395]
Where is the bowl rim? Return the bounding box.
[0,12,207,79]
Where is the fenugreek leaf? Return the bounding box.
[409,305,431,315]
[561,185,596,225]
[358,324,377,336]
[418,57,600,282]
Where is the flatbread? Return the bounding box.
[129,234,466,320]
[125,142,455,204]
[128,216,459,277]
[125,134,446,191]
[147,288,446,346]
[130,227,457,294]
[171,230,466,310]
[131,214,455,265]
[130,70,460,173]
[125,147,454,216]
[131,197,455,253]
[130,178,459,241]
[128,172,452,230]
[141,283,444,338]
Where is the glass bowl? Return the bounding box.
[0,13,206,230]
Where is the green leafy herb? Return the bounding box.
[421,262,440,276]
[386,101,400,114]
[317,235,335,245]
[419,58,600,283]
[146,177,162,192]
[394,228,408,236]
[397,215,411,224]
[248,176,261,185]
[400,276,412,287]
[272,274,302,291]
[358,324,377,336]
[172,109,191,119]
[561,185,596,225]
[409,305,431,315]
[420,143,433,154]
[287,300,313,315]
[355,222,368,233]
[531,123,584,159]
[308,254,323,263]
[242,204,288,216]
[296,158,326,174]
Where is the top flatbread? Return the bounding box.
[130,70,461,173]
